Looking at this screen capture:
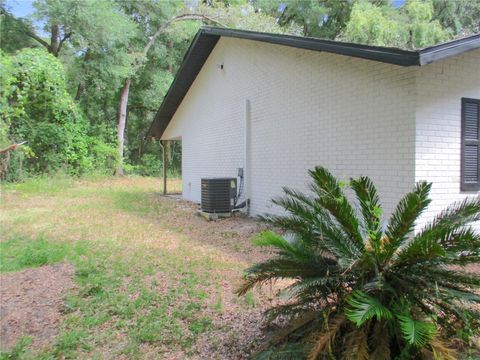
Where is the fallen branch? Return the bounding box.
[0,142,26,155]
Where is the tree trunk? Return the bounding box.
[113,14,224,176]
[115,78,131,176]
[75,49,92,100]
[50,24,60,56]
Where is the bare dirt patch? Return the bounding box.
[0,263,75,351]
[150,195,273,263]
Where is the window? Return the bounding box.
[461,98,480,191]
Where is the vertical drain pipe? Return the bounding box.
[244,99,251,214]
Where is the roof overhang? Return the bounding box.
[147,28,480,140]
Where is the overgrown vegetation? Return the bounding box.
[237,166,480,359]
[0,0,292,179]
[1,49,98,180]
[1,0,479,180]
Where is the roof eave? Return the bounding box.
[202,27,420,66]
[146,28,480,140]
[419,33,480,65]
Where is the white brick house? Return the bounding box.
[147,28,480,226]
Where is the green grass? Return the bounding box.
[0,338,32,360]
[2,175,76,196]
[0,235,87,272]
[0,176,250,359]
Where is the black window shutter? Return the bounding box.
[461,98,480,191]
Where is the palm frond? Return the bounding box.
[308,166,365,253]
[260,213,315,240]
[318,223,364,267]
[285,276,344,301]
[428,336,458,360]
[269,187,318,225]
[397,265,480,303]
[307,313,346,360]
[238,166,478,359]
[384,181,432,260]
[370,321,391,360]
[418,197,480,245]
[420,266,480,288]
[342,328,369,360]
[254,343,306,360]
[394,197,480,266]
[345,291,392,326]
[398,225,480,266]
[264,298,324,322]
[397,314,436,348]
[236,257,332,296]
[254,311,319,358]
[252,231,310,260]
[261,188,319,239]
[350,176,383,249]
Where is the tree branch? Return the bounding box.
[24,28,50,49]
[0,142,26,155]
[140,13,227,63]
[57,31,72,54]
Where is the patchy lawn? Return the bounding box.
[0,176,276,359]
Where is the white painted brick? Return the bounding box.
[162,37,479,230]
[414,49,480,230]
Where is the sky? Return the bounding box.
[5,0,36,18]
[5,0,47,35]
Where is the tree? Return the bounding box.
[113,0,297,176]
[340,0,449,49]
[253,0,353,38]
[113,12,222,176]
[1,49,92,176]
[0,4,39,53]
[238,166,480,359]
[24,0,137,58]
[432,0,480,36]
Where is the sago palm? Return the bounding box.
[237,166,480,359]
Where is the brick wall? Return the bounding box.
[162,37,418,221]
[415,49,480,229]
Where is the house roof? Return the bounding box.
[147,27,480,139]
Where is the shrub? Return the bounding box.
[89,138,117,175]
[238,166,480,359]
[135,153,162,177]
[1,49,92,177]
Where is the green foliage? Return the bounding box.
[0,5,38,54]
[341,2,407,47]
[341,0,449,49]
[209,1,301,34]
[397,314,437,348]
[253,0,351,38]
[433,0,480,36]
[134,153,162,177]
[33,0,138,53]
[0,49,14,149]
[1,48,94,176]
[345,291,392,326]
[1,0,469,181]
[238,166,480,359]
